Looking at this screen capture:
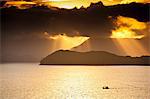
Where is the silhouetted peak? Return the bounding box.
[80,6,85,9]
[71,7,78,11]
[89,1,104,8]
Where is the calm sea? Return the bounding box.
[0,63,150,99]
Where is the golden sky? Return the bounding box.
[44,32,90,50]
[110,16,149,57]
[5,0,150,9]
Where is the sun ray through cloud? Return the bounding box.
[110,16,149,57]
[44,32,90,50]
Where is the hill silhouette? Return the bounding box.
[40,50,150,65]
[71,38,125,56]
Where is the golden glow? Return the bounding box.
[41,0,101,9]
[5,0,150,9]
[115,16,146,30]
[44,0,150,9]
[5,1,36,9]
[72,39,92,52]
[3,64,150,98]
[5,1,36,6]
[111,16,149,57]
[111,27,145,39]
[44,32,90,50]
[112,39,150,57]
[110,16,146,39]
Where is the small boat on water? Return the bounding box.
[102,86,109,89]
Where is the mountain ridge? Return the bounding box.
[40,50,150,65]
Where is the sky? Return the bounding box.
[72,16,150,57]
[1,1,150,62]
[44,0,150,8]
[3,0,150,9]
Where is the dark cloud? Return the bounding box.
[2,2,149,36]
[1,2,149,62]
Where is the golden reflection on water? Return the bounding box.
[1,64,150,99]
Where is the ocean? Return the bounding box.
[0,63,150,99]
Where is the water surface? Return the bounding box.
[0,63,150,99]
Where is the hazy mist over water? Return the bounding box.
[0,63,150,99]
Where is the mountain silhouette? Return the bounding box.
[71,38,125,56]
[40,50,150,65]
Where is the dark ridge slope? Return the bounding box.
[40,50,150,65]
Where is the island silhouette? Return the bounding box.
[40,50,150,65]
